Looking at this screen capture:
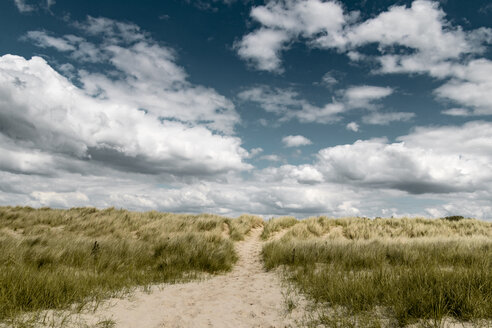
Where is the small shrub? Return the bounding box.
[442,215,465,221]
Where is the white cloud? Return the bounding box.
[346,122,359,132]
[13,0,55,13]
[292,103,345,124]
[236,0,346,72]
[31,191,89,208]
[24,18,239,133]
[250,0,345,35]
[0,135,55,175]
[236,1,491,118]
[434,59,492,115]
[248,147,264,158]
[314,121,492,194]
[13,0,35,12]
[238,86,345,123]
[25,31,76,52]
[238,0,491,78]
[441,108,471,116]
[1,17,251,180]
[238,86,299,115]
[397,121,492,157]
[362,112,415,125]
[425,199,492,220]
[2,118,492,219]
[0,55,250,177]
[241,86,346,123]
[346,1,481,60]
[344,85,393,109]
[260,154,281,162]
[24,31,103,63]
[235,28,289,73]
[282,135,312,147]
[73,16,146,44]
[320,72,338,87]
[2,12,492,220]
[239,85,395,124]
[255,164,323,185]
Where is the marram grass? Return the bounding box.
[0,206,263,324]
[262,216,492,327]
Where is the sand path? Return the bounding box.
[76,228,302,328]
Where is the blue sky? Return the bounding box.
[0,0,491,218]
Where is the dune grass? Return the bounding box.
[262,216,492,327]
[260,216,298,240]
[0,206,262,324]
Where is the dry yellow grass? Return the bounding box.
[0,206,263,326]
[262,216,492,327]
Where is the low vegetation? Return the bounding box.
[260,216,298,240]
[262,216,492,327]
[0,206,262,325]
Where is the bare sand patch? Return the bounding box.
[70,228,304,328]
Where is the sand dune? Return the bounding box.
[74,228,304,328]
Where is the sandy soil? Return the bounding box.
[71,228,304,328]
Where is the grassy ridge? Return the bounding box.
[0,206,262,323]
[262,216,492,327]
[260,216,298,240]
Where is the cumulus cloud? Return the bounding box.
[236,0,346,72]
[292,103,345,124]
[0,55,249,177]
[434,59,492,115]
[2,11,492,220]
[24,17,239,133]
[282,135,312,147]
[235,29,290,73]
[346,122,359,132]
[255,164,323,185]
[238,0,490,73]
[1,17,251,187]
[237,0,491,118]
[2,120,492,218]
[314,121,492,194]
[345,1,486,62]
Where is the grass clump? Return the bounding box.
[0,206,262,324]
[228,215,264,241]
[262,216,492,327]
[261,216,298,240]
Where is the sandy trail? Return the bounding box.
[75,228,302,328]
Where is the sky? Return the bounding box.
[0,0,491,219]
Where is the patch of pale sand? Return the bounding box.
[268,228,291,242]
[71,228,305,328]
